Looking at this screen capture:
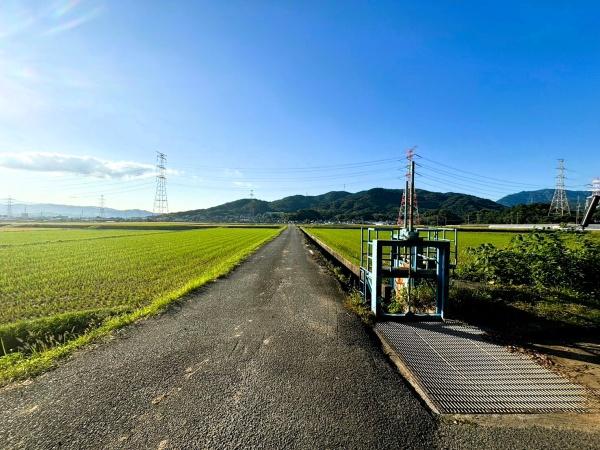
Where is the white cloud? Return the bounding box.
[0,152,157,179]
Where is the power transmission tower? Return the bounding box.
[6,197,12,218]
[549,159,570,217]
[99,195,105,218]
[585,178,600,213]
[593,177,600,196]
[397,147,420,227]
[576,196,581,224]
[153,151,169,214]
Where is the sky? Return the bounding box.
[0,0,598,212]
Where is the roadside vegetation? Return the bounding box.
[453,231,600,338]
[0,226,283,383]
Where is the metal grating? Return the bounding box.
[376,321,588,414]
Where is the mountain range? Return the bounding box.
[3,203,154,219]
[5,187,596,224]
[160,188,504,223]
[497,189,591,207]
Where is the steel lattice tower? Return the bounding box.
[592,177,600,196]
[586,178,600,211]
[549,159,570,216]
[99,194,105,218]
[153,151,169,214]
[6,197,13,218]
[397,147,420,227]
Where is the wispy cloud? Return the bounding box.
[44,5,103,36]
[0,1,104,40]
[0,152,157,179]
[52,0,82,18]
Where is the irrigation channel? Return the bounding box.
[0,226,598,449]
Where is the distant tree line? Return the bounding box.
[286,203,599,225]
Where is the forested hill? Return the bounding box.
[160,188,504,223]
[497,189,591,207]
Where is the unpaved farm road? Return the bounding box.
[0,226,598,449]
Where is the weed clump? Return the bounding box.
[457,231,600,296]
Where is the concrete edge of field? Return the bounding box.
[300,226,600,432]
[299,227,360,276]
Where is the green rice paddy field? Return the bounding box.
[0,226,282,325]
[0,225,282,380]
[303,227,600,267]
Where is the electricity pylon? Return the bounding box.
[549,159,570,217]
[153,152,169,214]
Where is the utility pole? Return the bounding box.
[153,151,169,214]
[397,147,419,227]
[549,159,570,217]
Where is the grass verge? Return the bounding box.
[448,282,600,342]
[0,227,284,386]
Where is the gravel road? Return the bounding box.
[0,226,598,449]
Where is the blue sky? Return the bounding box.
[0,0,598,212]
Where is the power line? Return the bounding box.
[416,155,545,188]
[190,157,400,173]
[416,162,547,190]
[414,172,511,197]
[199,168,392,183]
[73,180,154,198]
[168,175,402,192]
[153,151,169,214]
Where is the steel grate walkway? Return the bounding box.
[376,321,588,414]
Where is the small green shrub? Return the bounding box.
[457,232,600,295]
